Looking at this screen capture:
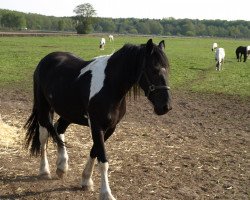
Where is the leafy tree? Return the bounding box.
[229,26,241,38]
[58,20,65,31]
[148,20,163,35]
[207,25,218,37]
[195,22,206,36]
[98,19,115,32]
[93,24,103,32]
[1,12,26,29]
[73,3,96,34]
[1,8,250,38]
[136,21,150,34]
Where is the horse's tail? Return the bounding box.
[24,106,40,156]
[24,106,64,156]
[24,68,64,156]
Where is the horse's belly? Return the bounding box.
[49,91,88,124]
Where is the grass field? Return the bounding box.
[0,35,250,98]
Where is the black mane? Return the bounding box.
[106,42,169,99]
[104,43,145,99]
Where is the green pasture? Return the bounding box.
[0,35,249,98]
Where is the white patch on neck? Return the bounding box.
[78,55,111,100]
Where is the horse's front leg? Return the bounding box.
[98,127,116,200]
[39,125,51,179]
[81,127,116,195]
[99,161,116,200]
[97,127,116,200]
[81,156,96,191]
[82,124,116,200]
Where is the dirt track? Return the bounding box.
[0,89,249,200]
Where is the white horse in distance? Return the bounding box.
[215,48,225,71]
[100,38,106,50]
[212,42,218,51]
[109,35,114,42]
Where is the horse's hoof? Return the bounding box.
[81,178,94,191]
[56,168,66,179]
[99,192,116,200]
[39,172,51,179]
[82,184,94,191]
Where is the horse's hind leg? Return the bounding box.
[38,125,51,178]
[38,110,54,179]
[54,117,70,178]
[244,53,247,62]
[37,87,62,178]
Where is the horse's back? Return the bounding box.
[34,52,91,123]
[216,48,225,55]
[37,52,85,77]
[236,46,245,53]
[35,52,91,89]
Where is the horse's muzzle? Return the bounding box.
[154,104,172,115]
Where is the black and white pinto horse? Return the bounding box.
[236,46,250,62]
[24,39,171,200]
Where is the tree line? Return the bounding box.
[1,9,250,38]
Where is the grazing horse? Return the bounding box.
[100,38,106,50]
[215,47,225,71]
[24,39,171,200]
[109,35,114,42]
[236,46,249,62]
[212,42,218,51]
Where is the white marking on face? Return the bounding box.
[78,55,111,100]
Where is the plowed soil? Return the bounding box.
[0,89,249,200]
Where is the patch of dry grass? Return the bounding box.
[0,115,24,152]
[0,115,18,145]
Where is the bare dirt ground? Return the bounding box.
[0,88,249,200]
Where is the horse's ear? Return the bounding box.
[159,40,165,50]
[146,39,154,54]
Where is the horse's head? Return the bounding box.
[139,39,172,115]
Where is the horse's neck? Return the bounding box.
[107,48,143,99]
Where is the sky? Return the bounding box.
[1,0,250,21]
